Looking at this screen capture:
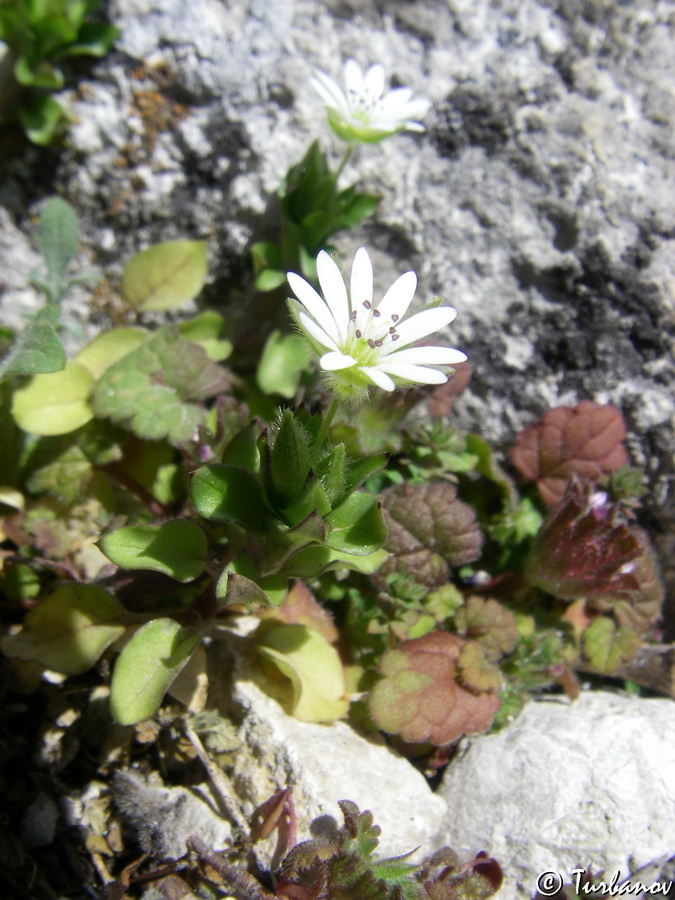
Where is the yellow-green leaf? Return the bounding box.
[122,240,208,312]
[75,327,148,379]
[0,584,127,675]
[256,623,348,723]
[12,361,94,435]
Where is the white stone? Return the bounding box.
[436,692,675,899]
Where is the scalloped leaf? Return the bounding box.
[368,632,500,746]
[122,240,208,312]
[377,482,483,587]
[98,520,208,582]
[582,616,641,674]
[110,618,203,724]
[453,596,519,659]
[1,584,127,675]
[510,402,628,506]
[92,327,229,444]
[0,305,65,378]
[456,641,503,693]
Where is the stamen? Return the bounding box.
[389,327,396,334]
[355,329,362,338]
[391,314,399,323]
[367,339,376,349]
[391,334,399,341]
[363,301,372,310]
[372,309,381,318]
[349,310,357,321]
[375,340,383,347]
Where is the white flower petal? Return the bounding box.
[311,70,349,113]
[364,64,385,100]
[376,270,417,324]
[360,366,396,391]
[383,346,467,365]
[298,311,339,352]
[316,251,349,341]
[350,247,373,308]
[320,351,357,371]
[390,307,458,348]
[376,361,449,384]
[344,59,364,94]
[288,271,340,343]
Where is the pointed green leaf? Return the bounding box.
[341,453,388,500]
[98,520,207,582]
[19,94,73,146]
[122,240,208,312]
[325,492,387,555]
[190,463,268,533]
[110,618,203,724]
[0,584,127,675]
[12,360,94,435]
[280,545,389,579]
[178,311,232,362]
[221,422,261,473]
[269,409,312,507]
[35,197,79,287]
[314,442,347,505]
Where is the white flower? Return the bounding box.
[311,59,431,143]
[287,248,467,401]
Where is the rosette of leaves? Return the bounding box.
[367,632,501,746]
[190,408,389,606]
[509,401,628,506]
[374,482,483,588]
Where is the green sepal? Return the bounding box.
[221,422,261,473]
[280,472,331,525]
[268,409,312,508]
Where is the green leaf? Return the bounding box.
[59,21,119,56]
[221,423,261,474]
[14,54,64,89]
[325,492,387,555]
[268,409,312,507]
[122,240,208,312]
[98,520,207,582]
[583,617,641,674]
[217,556,288,607]
[35,197,80,296]
[178,311,232,362]
[92,327,229,444]
[280,544,389,579]
[75,327,148,379]
[190,463,268,533]
[314,443,347,505]
[0,584,127,675]
[109,618,203,725]
[19,94,73,146]
[256,331,310,398]
[0,305,65,378]
[256,623,348,722]
[12,360,94,435]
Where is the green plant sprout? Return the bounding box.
[0,0,119,144]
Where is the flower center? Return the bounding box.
[343,298,401,363]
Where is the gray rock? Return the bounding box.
[436,691,675,899]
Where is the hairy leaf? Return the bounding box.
[0,305,65,378]
[75,327,148,379]
[1,584,127,675]
[455,642,503,693]
[453,596,519,660]
[510,402,628,505]
[190,462,268,533]
[35,197,80,297]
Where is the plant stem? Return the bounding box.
[316,396,340,448]
[334,143,355,182]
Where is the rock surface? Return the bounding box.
[436,691,675,899]
[0,0,673,530]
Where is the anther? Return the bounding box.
[389,326,396,334]
[375,340,383,347]
[372,309,381,318]
[367,339,376,348]
[349,310,357,321]
[391,314,399,323]
[355,329,362,338]
[363,301,372,309]
[391,334,399,341]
